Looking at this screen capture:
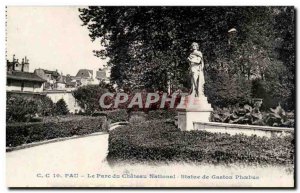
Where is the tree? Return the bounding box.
[72,84,113,114]
[79,6,295,110]
[54,99,69,115]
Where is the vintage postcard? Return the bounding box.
[6,6,295,188]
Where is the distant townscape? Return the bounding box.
[6,55,110,113]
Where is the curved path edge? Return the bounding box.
[6,121,129,153]
[6,131,108,153]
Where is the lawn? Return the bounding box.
[108,120,294,165]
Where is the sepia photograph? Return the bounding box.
[5,6,295,188]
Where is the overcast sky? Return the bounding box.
[6,6,107,75]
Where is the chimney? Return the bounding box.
[23,56,29,72]
[21,58,24,72]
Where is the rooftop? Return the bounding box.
[76,69,93,79]
[7,71,46,82]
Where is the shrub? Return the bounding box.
[211,104,295,128]
[147,109,177,120]
[54,99,69,115]
[264,104,294,127]
[106,109,128,123]
[129,111,147,124]
[211,104,263,125]
[108,120,294,165]
[72,84,113,114]
[36,96,54,116]
[6,116,106,147]
[6,95,38,122]
[92,109,129,124]
[205,70,252,107]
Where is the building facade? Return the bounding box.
[7,56,112,114]
[7,56,45,93]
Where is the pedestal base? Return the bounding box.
[177,95,213,131]
[178,111,212,131]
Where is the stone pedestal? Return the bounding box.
[177,95,213,131]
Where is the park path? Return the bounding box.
[6,134,110,187]
[6,132,294,187]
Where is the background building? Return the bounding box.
[7,55,45,93]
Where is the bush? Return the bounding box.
[6,95,38,122]
[264,104,294,127]
[108,120,294,165]
[72,84,113,114]
[7,95,55,122]
[147,109,177,120]
[106,109,128,123]
[211,104,295,128]
[36,96,54,116]
[54,99,69,115]
[92,109,129,124]
[211,104,263,125]
[205,70,252,107]
[6,116,106,147]
[129,111,147,124]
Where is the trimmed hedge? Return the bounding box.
[6,116,106,147]
[147,109,177,120]
[108,120,294,165]
[106,109,128,123]
[93,109,128,123]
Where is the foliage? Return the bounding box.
[147,109,177,120]
[6,116,106,147]
[6,95,38,122]
[205,72,252,107]
[129,111,147,124]
[79,7,295,110]
[93,109,128,123]
[264,104,294,127]
[211,104,263,125]
[54,99,69,115]
[211,104,294,128]
[72,84,113,114]
[108,120,294,164]
[36,96,54,116]
[99,80,116,92]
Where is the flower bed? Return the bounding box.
[108,120,294,165]
[6,116,106,147]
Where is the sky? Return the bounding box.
[6,6,108,76]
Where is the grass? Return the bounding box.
[108,120,294,165]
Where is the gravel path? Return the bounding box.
[6,133,294,187]
[6,134,109,187]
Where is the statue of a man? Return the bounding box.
[188,42,205,97]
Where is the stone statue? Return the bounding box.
[188,42,205,97]
[177,42,213,131]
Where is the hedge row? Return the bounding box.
[92,109,177,123]
[6,116,106,147]
[108,120,294,165]
[93,109,128,123]
[147,109,177,120]
[7,94,70,123]
[106,109,128,123]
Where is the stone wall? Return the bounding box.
[45,91,82,114]
[194,122,293,138]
